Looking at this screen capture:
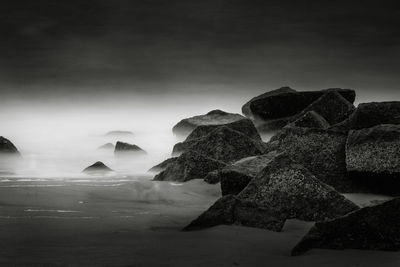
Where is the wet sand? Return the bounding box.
[0,177,399,267]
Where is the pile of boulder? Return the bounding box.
[150,86,400,255]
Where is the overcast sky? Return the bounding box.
[1,0,399,102]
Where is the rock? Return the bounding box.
[270,126,362,192]
[114,141,146,155]
[330,101,400,132]
[98,143,115,150]
[148,157,178,173]
[105,131,134,136]
[172,110,245,137]
[184,153,358,232]
[0,136,21,155]
[153,151,227,182]
[203,170,221,184]
[244,88,355,132]
[83,161,113,173]
[292,198,400,256]
[346,124,400,195]
[288,111,330,129]
[172,126,268,163]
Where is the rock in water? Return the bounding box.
[0,136,21,155]
[346,124,400,195]
[148,157,178,173]
[105,131,134,136]
[153,151,227,182]
[172,126,268,163]
[184,153,358,231]
[288,111,330,129]
[83,161,113,173]
[98,143,115,150]
[114,141,146,155]
[292,198,400,256]
[172,110,245,137]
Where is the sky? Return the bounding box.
[0,0,399,104]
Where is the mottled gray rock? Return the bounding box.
[83,161,113,173]
[148,157,178,173]
[0,136,20,155]
[172,110,245,137]
[346,124,400,195]
[98,143,114,150]
[203,170,221,184]
[153,151,227,182]
[292,198,400,255]
[288,111,330,129]
[114,141,146,155]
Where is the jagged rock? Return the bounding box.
[185,153,358,231]
[98,143,114,150]
[288,111,330,129]
[153,151,227,182]
[105,131,134,136]
[346,124,400,195]
[292,198,400,256]
[148,157,178,173]
[172,110,245,137]
[0,136,20,155]
[83,161,113,173]
[203,170,221,184]
[114,141,146,155]
[172,127,268,162]
[330,101,400,132]
[270,126,362,192]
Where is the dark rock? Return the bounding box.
[346,124,400,195]
[172,126,268,163]
[172,110,244,137]
[148,157,178,173]
[0,136,21,155]
[98,143,115,150]
[203,170,221,184]
[114,141,146,155]
[288,111,330,129]
[292,198,400,256]
[83,161,113,173]
[154,151,227,182]
[105,131,134,136]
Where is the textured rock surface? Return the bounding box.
[346,124,400,195]
[203,170,221,184]
[289,111,330,129]
[153,151,226,182]
[148,157,178,173]
[114,141,146,154]
[83,161,113,173]
[172,110,244,137]
[98,143,115,150]
[0,136,20,155]
[172,127,268,163]
[292,198,400,256]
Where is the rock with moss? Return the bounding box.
[292,198,400,256]
[148,157,178,173]
[288,111,330,129]
[346,124,400,195]
[0,136,21,156]
[172,110,245,137]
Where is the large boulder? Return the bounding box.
[172,110,245,137]
[288,111,330,129]
[114,141,146,155]
[83,161,113,173]
[153,151,227,182]
[0,136,21,155]
[172,127,268,163]
[292,198,400,256]
[185,153,358,231]
[346,124,400,195]
[148,157,178,173]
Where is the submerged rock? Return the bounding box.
[98,143,115,150]
[83,161,113,173]
[172,110,244,137]
[288,111,330,129]
[0,136,21,155]
[292,198,400,255]
[148,157,178,173]
[154,151,227,182]
[346,124,400,195]
[114,141,146,155]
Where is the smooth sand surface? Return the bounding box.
[0,176,399,267]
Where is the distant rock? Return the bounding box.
[83,161,113,173]
[172,110,245,137]
[172,126,268,163]
[288,111,330,129]
[346,124,400,195]
[98,143,115,150]
[105,131,134,136]
[114,141,146,155]
[148,157,178,173]
[185,153,358,231]
[0,136,21,155]
[154,151,227,182]
[292,198,400,256]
